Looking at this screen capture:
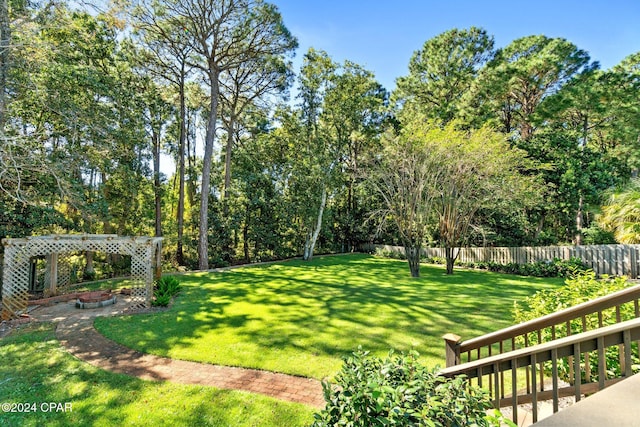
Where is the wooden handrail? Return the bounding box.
[441,317,640,377]
[440,317,640,424]
[460,283,640,353]
[443,283,640,367]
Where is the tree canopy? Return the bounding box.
[1,3,639,278]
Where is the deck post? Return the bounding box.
[443,333,462,367]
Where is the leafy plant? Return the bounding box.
[433,257,588,278]
[313,349,511,427]
[152,276,181,307]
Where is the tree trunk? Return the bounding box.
[404,245,421,278]
[198,71,220,270]
[0,0,9,128]
[445,246,457,275]
[176,77,186,265]
[83,251,95,279]
[223,115,235,203]
[575,194,584,245]
[152,126,162,238]
[303,186,327,261]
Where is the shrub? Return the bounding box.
[440,257,588,278]
[513,270,639,382]
[375,247,407,260]
[152,276,181,307]
[312,349,512,427]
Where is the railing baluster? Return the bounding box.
[636,300,640,355]
[538,329,544,391]
[531,353,538,423]
[623,329,632,377]
[598,335,606,390]
[617,305,625,374]
[477,366,483,388]
[493,362,500,409]
[552,348,559,413]
[583,315,591,382]
[525,334,531,394]
[598,310,603,328]
[511,358,518,425]
[500,341,505,399]
[567,319,574,384]
[488,345,493,398]
[551,324,556,340]
[574,342,581,402]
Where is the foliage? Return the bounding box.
[599,178,640,243]
[2,0,638,276]
[513,270,639,381]
[457,258,588,278]
[312,349,507,427]
[369,119,540,276]
[366,125,443,277]
[374,247,588,278]
[464,35,590,138]
[151,275,181,307]
[395,26,494,124]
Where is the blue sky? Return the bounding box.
[272,0,640,91]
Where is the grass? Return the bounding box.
[0,323,315,427]
[95,253,565,379]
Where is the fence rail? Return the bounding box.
[363,244,640,278]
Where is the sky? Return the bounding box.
[271,0,640,92]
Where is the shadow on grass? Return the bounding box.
[95,254,564,378]
[0,323,314,426]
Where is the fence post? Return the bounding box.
[443,333,462,367]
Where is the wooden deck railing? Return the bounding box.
[441,283,640,424]
[440,318,640,424]
[444,283,640,367]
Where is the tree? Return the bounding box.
[293,48,337,260]
[427,125,538,273]
[599,179,640,243]
[130,1,194,260]
[322,61,387,251]
[369,120,537,276]
[367,127,442,277]
[395,27,494,125]
[157,0,297,269]
[466,35,590,139]
[218,49,294,203]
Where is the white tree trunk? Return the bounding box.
[303,186,327,261]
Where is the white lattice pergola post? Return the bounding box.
[1,234,162,319]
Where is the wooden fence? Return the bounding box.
[363,244,640,279]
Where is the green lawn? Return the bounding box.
[95,253,565,379]
[0,323,315,427]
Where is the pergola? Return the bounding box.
[1,234,162,319]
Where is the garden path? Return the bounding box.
[27,296,325,408]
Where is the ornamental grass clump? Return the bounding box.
[152,276,181,307]
[313,349,510,427]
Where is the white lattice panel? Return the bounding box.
[1,235,162,319]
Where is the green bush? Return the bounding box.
[312,349,512,427]
[452,257,588,278]
[152,276,181,307]
[513,270,639,382]
[375,247,407,260]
